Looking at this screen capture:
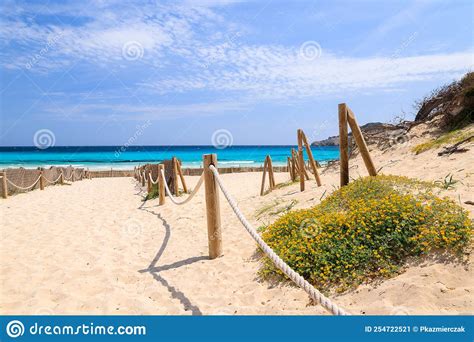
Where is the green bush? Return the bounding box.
[259,175,472,292]
[144,184,160,200]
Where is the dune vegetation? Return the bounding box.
[259,175,472,293]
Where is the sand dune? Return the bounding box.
[1,133,473,315]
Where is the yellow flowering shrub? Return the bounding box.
[259,175,472,292]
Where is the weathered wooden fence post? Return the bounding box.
[1,171,7,199]
[346,107,377,177]
[141,169,145,187]
[172,157,179,195]
[177,161,188,193]
[267,155,276,189]
[287,157,293,180]
[39,169,45,190]
[260,156,269,196]
[147,169,152,193]
[203,154,222,259]
[338,103,349,186]
[157,164,166,205]
[301,130,322,186]
[297,130,305,191]
[291,155,296,182]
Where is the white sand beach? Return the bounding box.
[1,127,473,315]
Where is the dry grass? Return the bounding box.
[412,127,473,154]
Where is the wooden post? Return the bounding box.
[172,157,179,195]
[267,155,276,189]
[39,169,45,190]
[291,148,308,180]
[1,172,7,199]
[260,156,268,196]
[203,154,222,259]
[158,164,165,205]
[346,107,377,177]
[297,130,305,191]
[290,155,296,181]
[291,148,299,171]
[287,157,294,181]
[72,169,75,182]
[60,170,64,185]
[177,161,188,193]
[339,103,349,186]
[141,169,145,187]
[301,131,322,186]
[147,170,152,193]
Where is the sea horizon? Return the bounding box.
[0,145,340,170]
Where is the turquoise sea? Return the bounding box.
[0,146,340,170]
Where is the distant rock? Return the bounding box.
[312,122,408,149]
[312,72,473,152]
[311,135,339,147]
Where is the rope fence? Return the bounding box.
[42,173,63,185]
[160,169,204,206]
[137,153,349,315]
[1,166,90,199]
[6,174,42,191]
[209,164,348,315]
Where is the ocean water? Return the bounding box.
[0,146,340,170]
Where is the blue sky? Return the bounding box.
[0,0,472,146]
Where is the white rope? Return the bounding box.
[160,169,204,205]
[148,173,159,185]
[63,172,74,181]
[6,175,42,191]
[209,165,349,316]
[42,173,62,185]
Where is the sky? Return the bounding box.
[0,0,473,146]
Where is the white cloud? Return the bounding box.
[0,1,228,70]
[1,0,472,105]
[143,47,473,100]
[42,100,249,121]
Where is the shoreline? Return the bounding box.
[0,145,341,171]
[0,159,339,172]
